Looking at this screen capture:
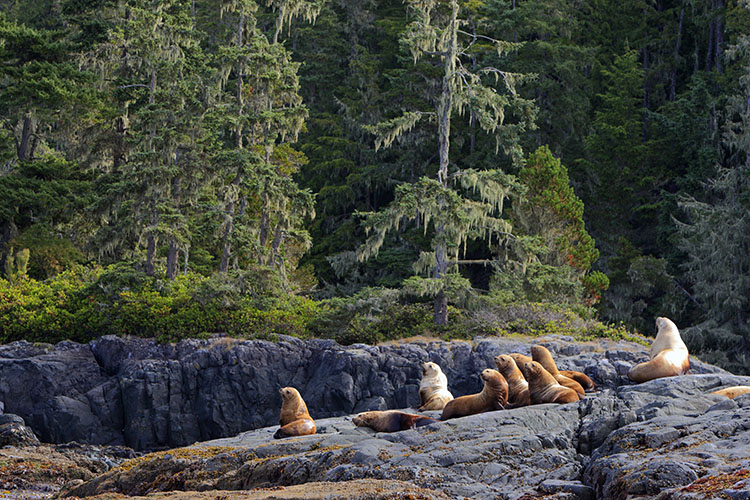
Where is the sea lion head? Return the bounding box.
[422,361,441,376]
[280,386,300,401]
[656,316,678,333]
[522,360,544,380]
[494,354,517,373]
[481,368,505,385]
[352,411,374,427]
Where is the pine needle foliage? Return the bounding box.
[358,0,535,324]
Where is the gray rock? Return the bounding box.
[3,334,687,450]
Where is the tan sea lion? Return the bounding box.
[509,353,532,370]
[628,317,690,383]
[418,361,454,411]
[531,345,585,398]
[494,354,530,408]
[522,361,579,405]
[711,386,750,399]
[273,387,316,439]
[441,369,508,420]
[559,370,596,391]
[353,410,439,432]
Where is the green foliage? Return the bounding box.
[0,265,322,344]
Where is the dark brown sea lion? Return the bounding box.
[353,410,439,432]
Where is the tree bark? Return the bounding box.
[670,7,684,101]
[715,0,724,74]
[642,47,649,142]
[167,241,179,279]
[432,0,459,326]
[220,13,246,273]
[18,113,34,162]
[146,234,156,276]
[706,4,715,72]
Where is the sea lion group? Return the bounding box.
[273,316,740,438]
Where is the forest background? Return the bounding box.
[1,0,749,374]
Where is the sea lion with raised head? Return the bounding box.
[531,345,585,398]
[418,361,454,411]
[353,410,439,432]
[522,361,579,405]
[273,387,316,439]
[494,354,530,408]
[441,369,508,420]
[509,353,532,370]
[628,317,690,383]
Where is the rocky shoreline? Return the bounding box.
[0,335,749,499]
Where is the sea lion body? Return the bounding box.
[628,317,690,383]
[441,369,508,420]
[494,354,530,408]
[353,410,439,432]
[531,345,584,398]
[559,370,596,391]
[522,361,579,405]
[712,386,750,399]
[418,362,454,411]
[274,387,316,439]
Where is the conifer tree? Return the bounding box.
[210,0,315,282]
[86,0,208,277]
[676,10,750,336]
[358,0,535,324]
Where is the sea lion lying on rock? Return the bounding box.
[628,317,690,383]
[531,345,584,398]
[522,361,579,405]
[273,387,316,439]
[494,354,530,408]
[559,370,595,391]
[418,361,454,411]
[441,369,508,420]
[712,386,750,399]
[353,410,439,432]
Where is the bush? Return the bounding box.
[0,265,323,344]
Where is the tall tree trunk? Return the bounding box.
[432,0,459,326]
[642,47,649,142]
[146,234,156,276]
[706,3,715,72]
[18,113,34,162]
[220,13,246,273]
[167,241,179,279]
[670,7,684,101]
[715,0,724,74]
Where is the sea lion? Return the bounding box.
[522,361,579,405]
[531,345,585,398]
[353,410,439,432]
[711,386,750,399]
[273,387,316,439]
[559,370,596,391]
[509,353,532,370]
[494,354,530,408]
[441,369,508,420]
[628,317,690,383]
[418,361,454,411]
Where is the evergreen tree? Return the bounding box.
[208,0,314,284]
[85,0,208,277]
[676,7,750,339]
[358,0,535,324]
